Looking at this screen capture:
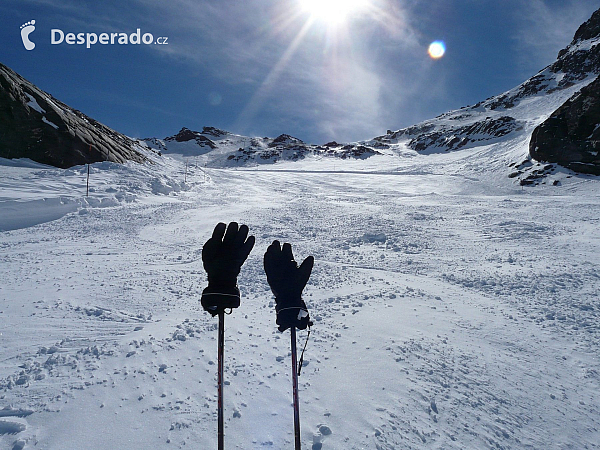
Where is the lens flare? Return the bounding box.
[428,41,446,59]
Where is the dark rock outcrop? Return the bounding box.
[268,134,304,148]
[164,127,217,148]
[407,116,522,152]
[336,145,379,159]
[226,140,380,163]
[529,76,600,175]
[0,62,146,168]
[166,127,197,142]
[228,144,308,163]
[201,126,228,138]
[572,8,600,44]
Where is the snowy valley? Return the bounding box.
[2,127,600,450]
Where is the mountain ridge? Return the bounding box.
[1,8,599,174]
[144,8,600,175]
[142,127,381,166]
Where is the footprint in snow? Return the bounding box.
[0,419,26,435]
[13,439,26,450]
[0,408,33,418]
[312,424,332,449]
[0,408,32,443]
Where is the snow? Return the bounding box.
[24,93,44,114]
[41,117,59,130]
[567,37,600,54]
[1,121,599,449]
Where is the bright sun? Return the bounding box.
[299,0,369,25]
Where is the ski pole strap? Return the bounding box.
[276,306,309,316]
[297,326,311,376]
[275,305,313,332]
[201,285,241,316]
[202,292,240,298]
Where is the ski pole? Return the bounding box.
[218,310,225,450]
[291,326,301,449]
[263,241,313,450]
[201,222,254,449]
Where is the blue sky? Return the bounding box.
[1,0,598,144]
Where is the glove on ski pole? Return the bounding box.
[264,241,314,332]
[201,222,255,316]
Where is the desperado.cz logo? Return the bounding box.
[20,20,168,50]
[52,29,168,48]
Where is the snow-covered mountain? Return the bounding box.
[2,7,599,176]
[143,127,380,166]
[141,8,600,181]
[369,7,600,177]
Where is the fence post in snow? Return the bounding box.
[86,144,91,197]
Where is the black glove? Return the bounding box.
[201,222,255,316]
[264,241,314,332]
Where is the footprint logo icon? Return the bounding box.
[20,20,36,50]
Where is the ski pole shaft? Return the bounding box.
[218,311,225,450]
[291,326,301,449]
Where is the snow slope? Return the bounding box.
[1,126,599,449]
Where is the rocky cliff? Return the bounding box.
[529,10,600,175]
[0,62,146,168]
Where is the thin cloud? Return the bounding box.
[11,0,448,142]
[514,0,600,77]
[138,0,301,84]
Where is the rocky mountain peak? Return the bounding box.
[572,7,600,44]
[163,127,217,149]
[373,7,600,163]
[167,127,198,142]
[524,8,600,176]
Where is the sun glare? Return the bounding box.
[299,0,369,25]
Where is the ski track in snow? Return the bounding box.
[0,147,599,449]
